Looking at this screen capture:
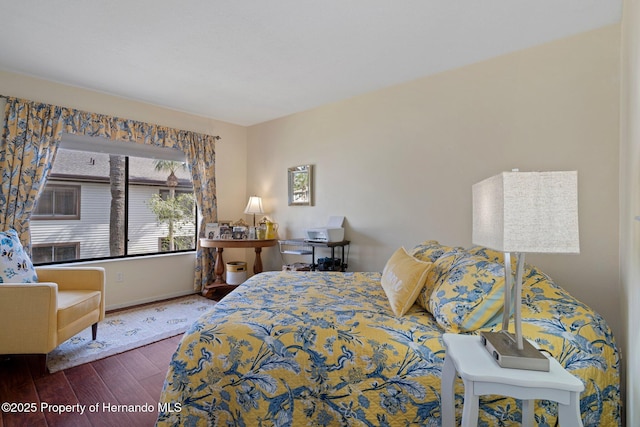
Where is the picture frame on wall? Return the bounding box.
[288,164,313,206]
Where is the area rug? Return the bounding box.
[47,294,217,373]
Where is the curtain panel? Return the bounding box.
[181,133,218,292]
[0,98,66,254]
[1,96,219,292]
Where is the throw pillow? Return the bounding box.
[415,248,467,312]
[428,252,505,333]
[381,247,432,317]
[466,245,517,272]
[409,240,456,263]
[0,229,38,283]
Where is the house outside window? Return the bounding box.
[30,141,197,265]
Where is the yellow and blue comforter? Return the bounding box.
[156,270,620,426]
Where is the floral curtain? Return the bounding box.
[1,96,219,292]
[181,132,218,291]
[63,109,184,150]
[0,98,66,254]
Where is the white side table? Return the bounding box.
[441,333,584,427]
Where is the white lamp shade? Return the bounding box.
[472,171,580,254]
[244,196,264,215]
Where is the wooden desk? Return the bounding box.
[200,238,277,299]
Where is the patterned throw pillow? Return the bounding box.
[380,247,433,317]
[0,229,38,283]
[415,248,467,312]
[409,240,456,263]
[428,252,505,332]
[466,245,517,272]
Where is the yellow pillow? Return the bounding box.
[381,247,433,317]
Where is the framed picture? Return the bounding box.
[204,221,232,239]
[219,226,232,239]
[204,223,218,239]
[288,164,313,206]
[232,226,248,240]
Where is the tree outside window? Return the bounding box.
[147,161,195,252]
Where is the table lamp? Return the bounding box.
[244,196,264,227]
[472,170,579,371]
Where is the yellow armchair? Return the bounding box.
[0,266,105,374]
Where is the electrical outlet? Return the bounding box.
[116,272,124,282]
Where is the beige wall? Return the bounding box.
[0,70,249,309]
[250,24,627,419]
[248,25,622,345]
[621,0,639,424]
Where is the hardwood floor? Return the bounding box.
[0,335,182,427]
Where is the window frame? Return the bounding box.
[31,135,198,266]
[31,242,81,264]
[31,184,81,220]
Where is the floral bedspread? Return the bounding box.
[156,271,620,426]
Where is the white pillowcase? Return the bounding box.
[0,229,38,283]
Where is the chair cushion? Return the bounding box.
[0,229,38,283]
[57,290,102,330]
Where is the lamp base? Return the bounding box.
[480,331,550,371]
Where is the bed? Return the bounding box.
[156,242,621,426]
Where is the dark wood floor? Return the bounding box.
[0,334,182,427]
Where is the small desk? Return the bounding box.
[200,238,277,299]
[278,239,350,271]
[441,333,584,427]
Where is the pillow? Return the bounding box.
[428,252,505,333]
[0,229,38,283]
[415,248,467,312]
[409,240,456,263]
[466,245,517,272]
[381,247,432,317]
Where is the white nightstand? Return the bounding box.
[441,333,584,427]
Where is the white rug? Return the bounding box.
[47,294,217,373]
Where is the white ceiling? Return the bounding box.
[0,1,622,126]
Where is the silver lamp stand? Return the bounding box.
[480,252,550,371]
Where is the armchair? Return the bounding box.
[0,266,105,374]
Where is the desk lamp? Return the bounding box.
[472,170,579,371]
[244,196,264,227]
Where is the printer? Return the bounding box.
[305,216,345,242]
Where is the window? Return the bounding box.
[32,243,80,263]
[32,184,80,219]
[30,137,197,265]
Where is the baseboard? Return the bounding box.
[106,290,198,312]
